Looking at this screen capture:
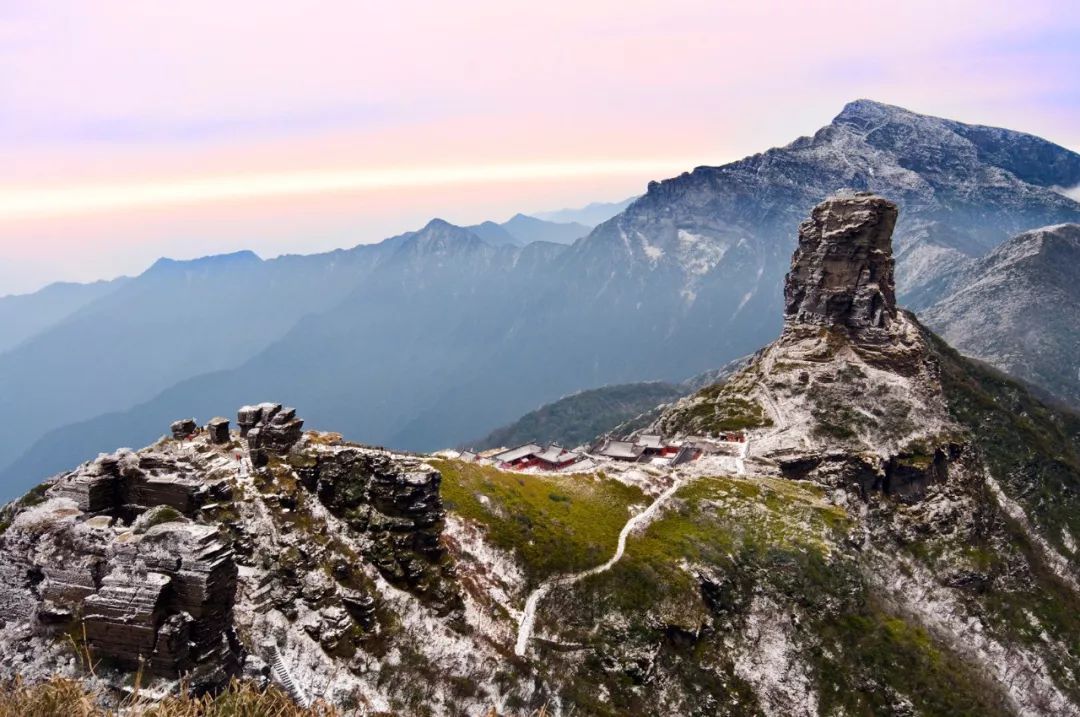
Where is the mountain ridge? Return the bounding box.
[1,194,1078,714]
[4,99,1080,500]
[922,222,1080,409]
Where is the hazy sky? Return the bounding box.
[2,0,1079,295]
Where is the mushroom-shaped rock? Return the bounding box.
[170,418,198,440]
[207,417,230,444]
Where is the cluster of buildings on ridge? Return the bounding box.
[458,431,745,473]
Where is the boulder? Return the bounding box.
[207,417,230,444]
[261,414,304,453]
[170,418,198,440]
[243,404,303,462]
[237,406,262,437]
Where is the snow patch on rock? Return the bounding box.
[984,473,1080,595]
[869,550,1080,717]
[733,595,818,717]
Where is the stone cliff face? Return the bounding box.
[783,192,898,334]
[0,406,465,702]
[293,445,461,614]
[0,447,239,688]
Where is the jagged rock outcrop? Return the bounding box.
[170,418,197,440]
[237,405,263,437]
[306,448,460,613]
[0,447,239,688]
[783,192,898,334]
[207,417,231,444]
[0,403,471,706]
[242,404,304,466]
[659,193,957,499]
[49,448,213,514]
[82,521,237,678]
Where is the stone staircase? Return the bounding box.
[263,642,310,708]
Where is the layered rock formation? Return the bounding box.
[0,447,239,688]
[306,448,460,613]
[242,403,304,466]
[0,404,466,704]
[49,447,214,515]
[783,192,898,334]
[207,417,231,444]
[170,418,197,440]
[82,521,238,678]
[659,194,957,499]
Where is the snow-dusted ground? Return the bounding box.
[732,595,819,717]
[869,549,1080,717]
[984,473,1080,595]
[224,442,530,714]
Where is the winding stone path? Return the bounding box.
[514,478,685,656]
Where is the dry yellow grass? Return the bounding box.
[0,678,339,717]
[0,678,553,716]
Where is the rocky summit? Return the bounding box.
[651,195,1080,714]
[660,194,958,498]
[783,192,898,334]
[0,408,463,707]
[0,198,1079,716]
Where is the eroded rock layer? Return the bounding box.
[659,193,957,499]
[0,405,459,695]
[784,192,898,334]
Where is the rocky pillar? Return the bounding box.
[207,418,230,444]
[783,192,898,334]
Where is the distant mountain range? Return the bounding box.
[533,196,637,226]
[467,213,591,246]
[923,223,1080,409]
[2,99,1079,501]
[469,381,687,451]
[0,277,130,354]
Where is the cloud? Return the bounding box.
[3,0,1075,146]
[0,157,699,220]
[1,0,1078,293]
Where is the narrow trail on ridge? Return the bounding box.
[734,437,749,476]
[514,477,686,657]
[755,380,787,430]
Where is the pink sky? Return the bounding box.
[1,0,1079,295]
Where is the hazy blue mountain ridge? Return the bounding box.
[0,277,130,355]
[3,100,1080,500]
